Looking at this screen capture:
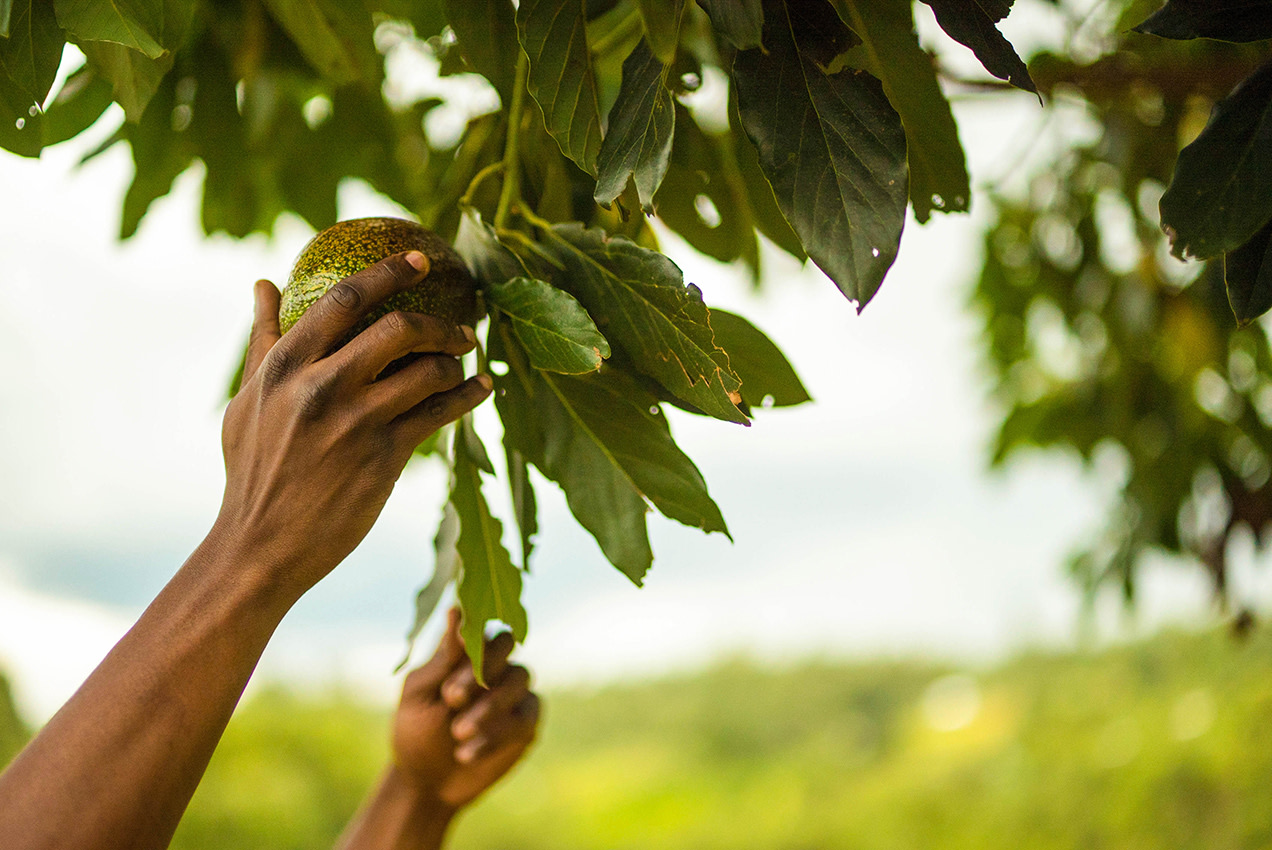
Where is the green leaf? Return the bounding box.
[517,0,603,176]
[455,208,530,285]
[918,0,1036,94]
[1160,59,1272,260]
[0,0,12,38]
[654,104,760,275]
[459,415,495,474]
[0,0,63,106]
[635,0,684,63]
[695,0,763,49]
[452,425,527,684]
[548,366,729,538]
[486,276,611,373]
[594,38,675,210]
[1134,0,1272,43]
[53,0,185,58]
[40,63,115,145]
[728,91,804,262]
[734,0,907,310]
[709,310,810,407]
[0,64,42,156]
[79,38,172,123]
[1226,217,1272,325]
[505,446,537,568]
[443,0,518,104]
[834,0,970,223]
[532,221,748,424]
[399,501,461,670]
[260,0,379,85]
[119,71,193,237]
[494,326,653,582]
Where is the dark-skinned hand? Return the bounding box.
[394,607,541,812]
[210,251,492,600]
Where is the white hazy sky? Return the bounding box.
[2,14,1265,724]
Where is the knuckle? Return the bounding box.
[327,281,364,313]
[381,310,413,338]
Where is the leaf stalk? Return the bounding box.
[495,51,530,230]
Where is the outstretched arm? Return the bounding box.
[337,608,540,850]
[0,251,492,850]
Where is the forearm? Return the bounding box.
[335,766,455,850]
[0,531,295,850]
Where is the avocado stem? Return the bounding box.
[495,51,530,230]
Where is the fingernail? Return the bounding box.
[461,325,476,344]
[475,373,493,392]
[404,251,427,271]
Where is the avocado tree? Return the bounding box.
[3,0,1269,666]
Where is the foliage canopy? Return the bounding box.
[4,0,1272,660]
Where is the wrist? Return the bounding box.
[185,521,306,622]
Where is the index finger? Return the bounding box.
[401,607,465,702]
[281,250,430,363]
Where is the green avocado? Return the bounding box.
[279,217,480,335]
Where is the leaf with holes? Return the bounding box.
[709,310,810,408]
[734,0,907,310]
[834,0,970,222]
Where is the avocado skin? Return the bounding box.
[279,217,480,335]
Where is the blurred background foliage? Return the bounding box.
[6,625,1272,849]
[974,0,1272,610]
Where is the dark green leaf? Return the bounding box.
[0,0,63,106]
[709,310,810,407]
[0,0,12,38]
[487,276,611,373]
[918,0,1036,93]
[517,0,603,176]
[443,0,518,103]
[734,0,908,310]
[260,0,379,84]
[119,72,194,237]
[505,446,537,568]
[40,64,114,145]
[654,104,760,275]
[1160,59,1272,260]
[728,91,805,262]
[79,39,172,123]
[532,222,748,423]
[835,0,970,222]
[1134,0,1272,42]
[452,425,527,683]
[695,0,763,49]
[595,39,674,209]
[494,326,653,583]
[399,502,461,670]
[636,0,684,63]
[1226,217,1272,324]
[0,69,42,156]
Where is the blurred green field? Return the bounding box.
[3,626,1271,849]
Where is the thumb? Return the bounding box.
[243,279,282,385]
[402,607,465,700]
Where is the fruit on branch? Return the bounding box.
[279,217,481,334]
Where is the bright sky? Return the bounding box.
[1,17,1263,725]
